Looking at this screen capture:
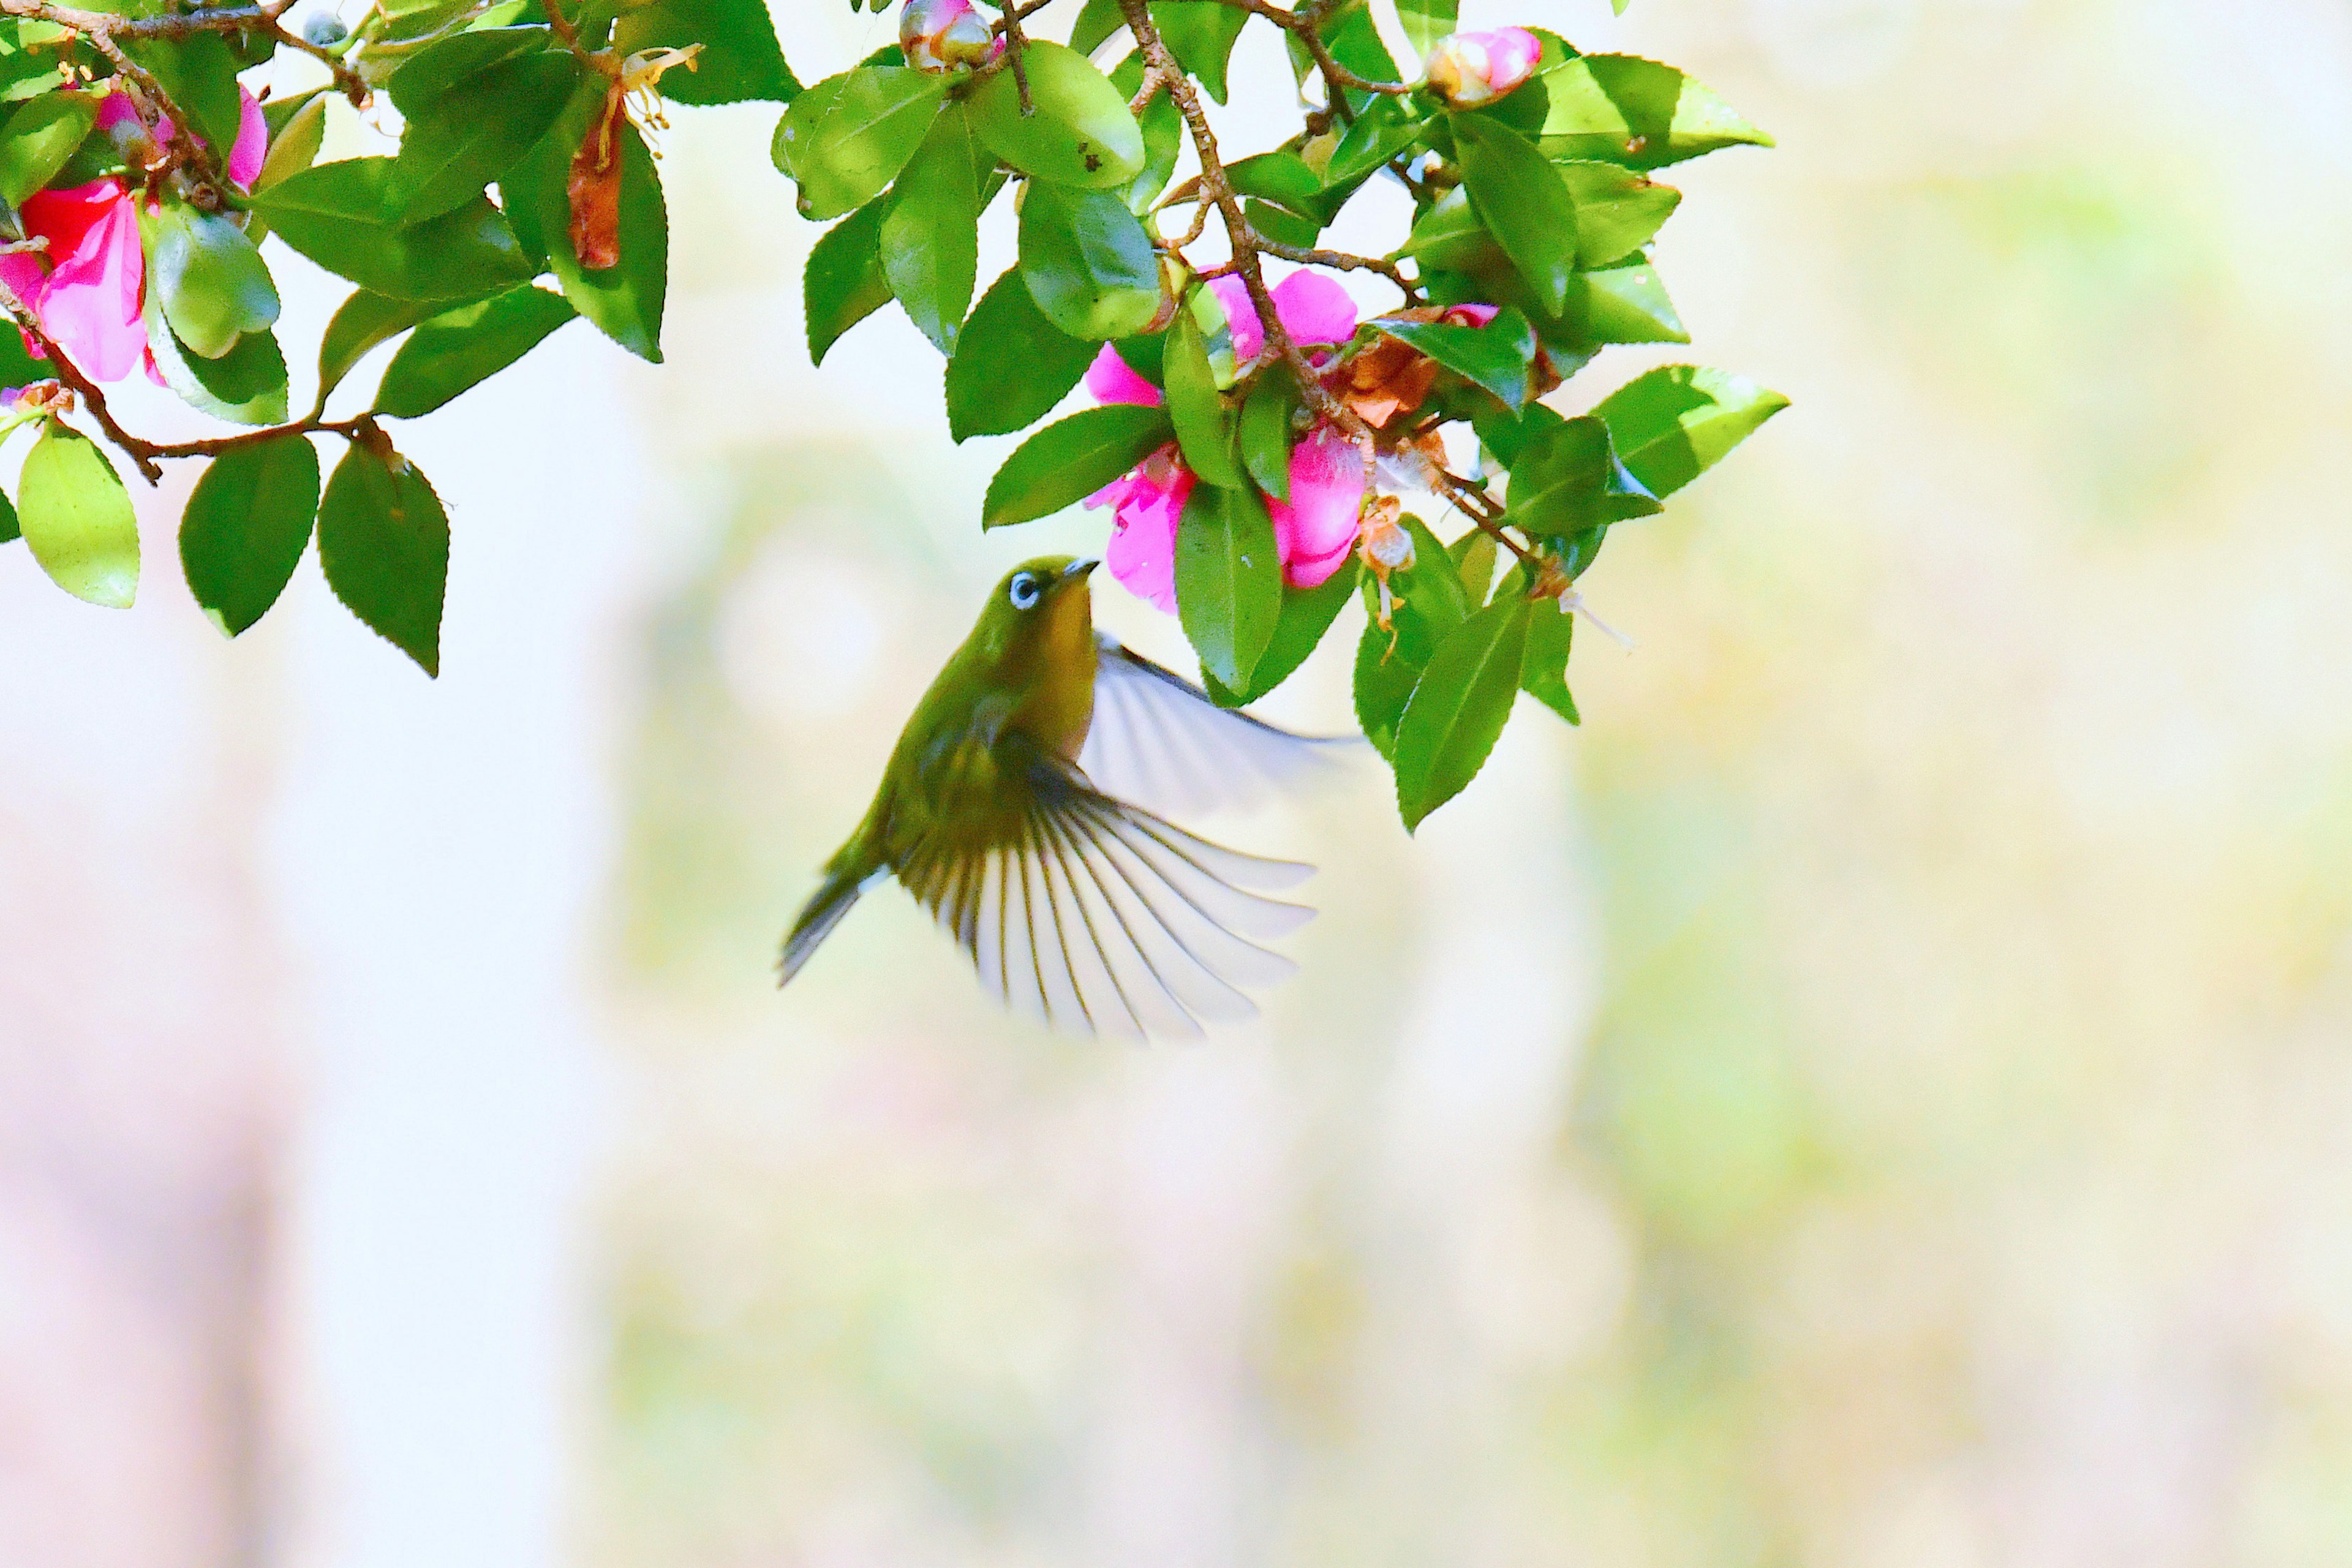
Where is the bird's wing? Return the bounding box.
[1077,636,1360,820]
[895,756,1314,1041]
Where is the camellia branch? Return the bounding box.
[1,0,368,104]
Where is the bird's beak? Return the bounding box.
[1063,557,1099,581]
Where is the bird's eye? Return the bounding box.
[1008,572,1041,610]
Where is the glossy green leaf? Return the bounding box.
[1591,364,1790,497]
[1583,256,1687,344]
[252,159,532,301]
[139,202,279,359]
[776,67,944,221]
[318,290,445,409]
[804,199,891,366]
[505,82,669,360]
[1369,306,1539,413]
[1520,597,1578,725]
[1151,2,1248,104]
[1225,149,1324,225]
[253,94,326,194]
[611,0,797,104]
[1107,50,1182,214]
[880,104,983,354]
[982,404,1171,528]
[969,40,1143,189]
[945,268,1095,443]
[1237,374,1296,501]
[1018,180,1161,341]
[317,442,450,676]
[0,91,94,206]
[1455,116,1578,317]
[1069,0,1126,55]
[1535,53,1772,170]
[1286,0,1399,108]
[375,284,575,417]
[1506,412,1660,535]
[127,33,241,165]
[1394,0,1457,55]
[18,421,137,608]
[179,435,320,637]
[1449,528,1498,605]
[390,50,579,221]
[1558,159,1680,266]
[0,488,17,546]
[1325,94,1428,185]
[1393,594,1532,829]
[144,298,289,426]
[1354,619,1418,761]
[386,25,547,114]
[771,72,841,178]
[1164,306,1242,489]
[1358,511,1466,666]
[1174,479,1281,692]
[1205,556,1360,707]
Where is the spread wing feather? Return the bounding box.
[898,768,1313,1041]
[1079,638,1359,821]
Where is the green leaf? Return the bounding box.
[0,90,93,207]
[317,441,450,676]
[1449,527,1497,605]
[318,290,445,409]
[144,301,290,426]
[1225,149,1324,224]
[1369,306,1539,413]
[1174,479,1281,692]
[1359,511,1466,666]
[179,435,320,636]
[1505,412,1660,535]
[1107,50,1181,214]
[252,159,532,301]
[611,0,797,104]
[1557,159,1679,266]
[252,93,326,194]
[390,50,579,221]
[1237,374,1296,500]
[1286,0,1398,108]
[775,66,946,220]
[1069,0,1126,55]
[127,33,241,165]
[982,404,1171,528]
[1150,2,1247,104]
[1591,364,1789,497]
[945,267,1095,442]
[1535,54,1772,170]
[374,284,575,417]
[1520,598,1578,725]
[1454,116,1578,318]
[138,201,279,359]
[1354,618,1417,761]
[0,487,17,546]
[386,25,548,115]
[880,103,983,354]
[1393,595,1532,829]
[17,421,136,608]
[1325,94,1428,185]
[1163,304,1242,489]
[1394,0,1456,55]
[969,40,1143,189]
[505,81,669,360]
[1204,556,1360,707]
[1018,179,1161,341]
[804,198,891,366]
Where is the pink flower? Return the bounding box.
[1086,270,1368,605]
[0,89,267,385]
[901,0,997,72]
[1424,28,1542,107]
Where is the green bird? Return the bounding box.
[778,555,1349,1038]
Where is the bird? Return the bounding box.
[777,554,1351,1039]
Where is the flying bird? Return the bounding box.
[777,555,1348,1038]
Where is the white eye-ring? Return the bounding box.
[1008,571,1041,609]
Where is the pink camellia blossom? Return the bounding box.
[0,88,268,385]
[1087,270,1368,605]
[1423,27,1542,107]
[901,0,998,72]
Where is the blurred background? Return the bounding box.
[9,0,2352,1564]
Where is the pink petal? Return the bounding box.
[1085,342,1162,407]
[1442,301,1501,328]
[1270,271,1357,345]
[96,92,141,135]
[37,192,145,383]
[1089,447,1193,612]
[1479,28,1543,91]
[1267,424,1365,589]
[20,179,128,269]
[228,86,267,188]
[1207,274,1262,364]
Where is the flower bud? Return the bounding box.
[901,0,995,73]
[1423,27,1541,107]
[302,12,349,47]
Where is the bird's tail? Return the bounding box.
[777,861,877,987]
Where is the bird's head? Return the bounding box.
[971,555,1098,671]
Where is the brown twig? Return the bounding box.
[0,276,164,481]
[995,0,1033,113]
